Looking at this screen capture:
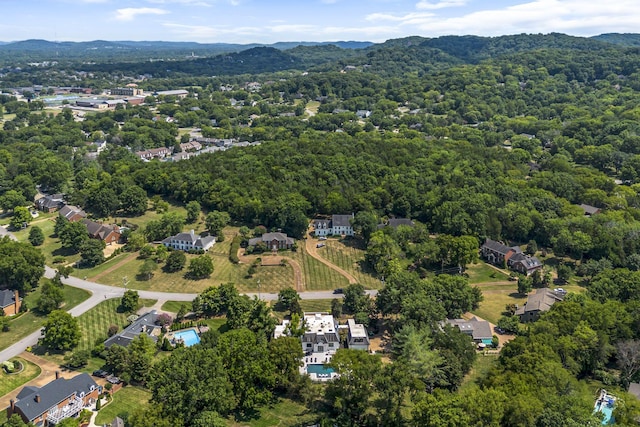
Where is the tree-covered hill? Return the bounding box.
[593,33,640,47]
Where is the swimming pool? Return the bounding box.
[306,364,334,375]
[594,395,615,425]
[173,329,200,347]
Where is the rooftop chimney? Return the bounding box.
[35,394,40,403]
[10,399,15,412]
[55,371,60,379]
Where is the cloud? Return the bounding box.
[146,0,212,6]
[368,0,640,37]
[114,7,169,21]
[416,0,467,10]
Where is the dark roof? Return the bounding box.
[104,311,160,348]
[331,214,353,227]
[481,239,513,255]
[447,317,493,341]
[387,218,415,228]
[37,194,64,209]
[510,253,542,269]
[59,205,86,221]
[14,374,99,422]
[0,289,19,308]
[82,220,119,240]
[515,288,563,315]
[313,219,330,226]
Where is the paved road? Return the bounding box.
[0,255,377,362]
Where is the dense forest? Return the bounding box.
[4,33,640,425]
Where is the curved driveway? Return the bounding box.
[0,260,377,362]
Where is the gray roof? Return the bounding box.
[629,383,640,400]
[14,374,99,422]
[37,194,64,209]
[482,239,513,255]
[385,218,415,228]
[59,205,86,221]
[331,214,353,228]
[0,289,19,308]
[249,232,294,247]
[104,311,160,348]
[510,253,542,268]
[515,288,563,315]
[447,317,493,341]
[579,204,600,215]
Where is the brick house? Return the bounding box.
[82,220,121,245]
[481,239,542,275]
[36,194,65,213]
[0,289,21,316]
[58,205,86,223]
[248,232,295,250]
[8,372,101,426]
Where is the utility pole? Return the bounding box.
[123,276,129,292]
[257,279,261,300]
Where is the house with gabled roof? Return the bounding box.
[8,372,101,426]
[377,218,415,230]
[313,214,355,237]
[82,220,121,245]
[161,229,216,252]
[481,239,542,276]
[0,289,21,316]
[248,232,295,250]
[515,288,564,322]
[447,317,493,345]
[104,311,162,348]
[36,194,65,213]
[58,205,86,223]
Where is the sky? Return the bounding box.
[0,0,639,44]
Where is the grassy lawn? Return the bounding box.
[472,286,527,324]
[466,262,509,284]
[288,243,349,291]
[305,100,320,115]
[460,353,499,390]
[13,218,81,266]
[228,398,318,427]
[319,238,382,289]
[299,299,333,313]
[161,300,189,312]
[0,357,41,398]
[0,285,91,352]
[95,386,151,425]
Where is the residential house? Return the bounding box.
[8,372,101,426]
[58,205,86,223]
[83,220,121,245]
[579,204,601,216]
[179,141,202,152]
[135,147,172,161]
[356,110,372,119]
[0,289,21,316]
[480,239,542,275]
[248,232,295,250]
[346,318,370,351]
[36,194,65,212]
[161,230,216,252]
[301,312,340,355]
[447,317,493,345]
[313,214,355,237]
[104,311,161,348]
[377,218,415,230]
[515,288,564,322]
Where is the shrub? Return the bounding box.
[107,324,119,337]
[229,235,242,264]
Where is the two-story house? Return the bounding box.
[313,214,355,237]
[301,312,341,355]
[9,372,101,426]
[161,230,216,252]
[346,319,370,351]
[83,220,121,245]
[248,232,295,251]
[481,239,542,275]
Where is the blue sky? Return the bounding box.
[1,0,638,43]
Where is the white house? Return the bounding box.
[161,230,216,251]
[301,312,340,354]
[346,319,370,351]
[313,214,355,237]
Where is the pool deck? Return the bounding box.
[300,351,339,382]
[165,327,201,347]
[594,389,616,425]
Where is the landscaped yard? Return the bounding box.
[288,243,350,291]
[319,238,383,289]
[12,216,81,266]
[0,285,91,352]
[161,300,189,312]
[95,386,151,425]
[471,286,527,325]
[0,357,41,398]
[299,299,333,313]
[465,262,510,284]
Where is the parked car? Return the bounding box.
[92,369,109,378]
[106,375,122,384]
[316,243,325,248]
[319,236,327,240]
[333,288,344,294]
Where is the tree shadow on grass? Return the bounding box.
[51,247,78,258]
[509,292,526,298]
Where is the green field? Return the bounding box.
[161,300,189,312]
[228,398,318,427]
[13,216,81,266]
[319,238,382,288]
[0,285,91,352]
[460,353,499,391]
[465,262,510,284]
[288,243,350,291]
[95,386,151,425]
[299,299,333,313]
[75,298,130,352]
[0,357,41,398]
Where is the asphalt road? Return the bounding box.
[0,228,378,362]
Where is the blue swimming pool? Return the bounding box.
[174,329,200,347]
[307,364,334,375]
[595,399,615,425]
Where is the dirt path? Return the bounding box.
[305,236,358,284]
[89,252,138,282]
[238,249,305,292]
